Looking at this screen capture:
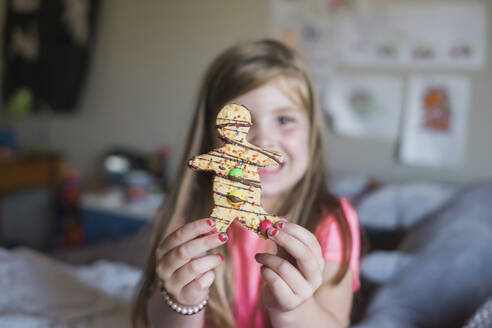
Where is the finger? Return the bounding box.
[255,253,310,297]
[157,218,216,258]
[180,269,215,305]
[260,266,298,310]
[275,221,324,271]
[157,232,228,281]
[266,227,321,285]
[169,254,223,290]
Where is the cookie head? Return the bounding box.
[216,104,252,143]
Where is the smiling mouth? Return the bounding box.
[259,163,285,178]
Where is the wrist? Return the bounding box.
[267,298,312,328]
[160,283,208,315]
[268,297,346,328]
[148,288,205,328]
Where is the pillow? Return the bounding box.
[356,183,457,230]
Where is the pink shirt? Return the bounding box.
[226,198,361,328]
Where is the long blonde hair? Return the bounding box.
[133,39,352,328]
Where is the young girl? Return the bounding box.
[133,39,360,328]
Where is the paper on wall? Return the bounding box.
[269,0,488,70]
[268,0,339,76]
[325,75,403,140]
[336,2,487,69]
[399,75,471,167]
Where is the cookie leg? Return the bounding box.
[210,207,235,233]
[262,215,282,226]
[253,215,283,239]
[239,212,284,239]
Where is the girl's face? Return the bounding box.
[229,79,310,197]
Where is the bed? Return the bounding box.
[350,181,492,328]
[1,180,491,328]
[0,247,141,327]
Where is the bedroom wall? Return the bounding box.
[2,0,492,185]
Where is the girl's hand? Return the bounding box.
[155,218,228,306]
[255,221,325,313]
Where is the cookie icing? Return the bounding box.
[188,104,284,237]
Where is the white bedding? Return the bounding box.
[0,247,142,328]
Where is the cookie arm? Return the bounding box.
[248,148,283,168]
[188,154,220,173]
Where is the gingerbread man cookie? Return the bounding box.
[188,104,284,238]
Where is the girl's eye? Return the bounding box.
[278,115,294,125]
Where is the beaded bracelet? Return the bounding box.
[159,283,207,315]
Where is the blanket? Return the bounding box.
[354,183,492,328]
[0,247,141,327]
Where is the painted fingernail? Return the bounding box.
[207,219,216,227]
[218,232,229,243]
[276,222,285,230]
[218,253,224,262]
[267,227,278,237]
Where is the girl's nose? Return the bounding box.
[248,123,275,149]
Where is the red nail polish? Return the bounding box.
[267,228,278,237]
[218,232,228,242]
[218,253,224,261]
[207,219,215,227]
[277,222,285,229]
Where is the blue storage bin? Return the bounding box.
[81,208,147,245]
